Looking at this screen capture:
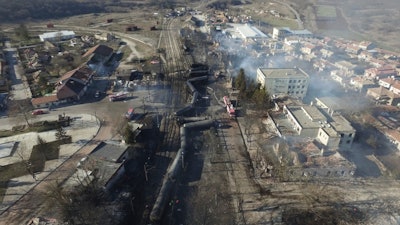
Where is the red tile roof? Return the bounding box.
[58,65,94,84]
[31,95,58,106]
[384,129,400,142]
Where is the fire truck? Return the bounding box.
[125,108,135,120]
[109,92,128,102]
[223,96,236,118]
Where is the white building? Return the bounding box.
[283,105,356,150]
[224,23,269,43]
[39,30,75,42]
[257,67,310,99]
[272,27,313,40]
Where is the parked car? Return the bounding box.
[32,109,46,115]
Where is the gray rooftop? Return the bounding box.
[315,97,347,111]
[0,141,17,159]
[39,30,75,40]
[90,141,128,163]
[258,68,309,79]
[287,105,339,137]
[330,114,356,133]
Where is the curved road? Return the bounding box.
[272,0,304,29]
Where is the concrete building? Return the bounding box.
[227,23,269,43]
[73,141,129,192]
[350,76,378,92]
[257,67,310,99]
[283,104,356,150]
[272,27,312,40]
[38,30,75,42]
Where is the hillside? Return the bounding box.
[0,0,162,22]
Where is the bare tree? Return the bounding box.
[15,142,37,181]
[44,159,113,225]
[9,100,33,128]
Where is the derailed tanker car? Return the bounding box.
[149,119,215,222]
[188,63,209,78]
[174,75,208,117]
[151,67,213,222]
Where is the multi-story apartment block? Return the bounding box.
[257,67,310,99]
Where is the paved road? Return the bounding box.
[0,83,170,224]
[3,42,32,101]
[0,114,102,224]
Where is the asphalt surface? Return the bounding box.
[0,113,100,221]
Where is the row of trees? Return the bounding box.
[233,68,272,110]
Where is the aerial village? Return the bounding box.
[0,4,400,225]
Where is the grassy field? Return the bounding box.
[316,5,337,18]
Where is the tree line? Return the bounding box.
[233,68,272,110]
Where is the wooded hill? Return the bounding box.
[0,0,157,22]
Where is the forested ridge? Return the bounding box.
[0,0,152,22]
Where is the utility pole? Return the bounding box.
[144,164,148,182]
[142,97,146,113]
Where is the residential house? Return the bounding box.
[358,41,375,50]
[367,58,386,68]
[31,66,95,108]
[383,129,400,151]
[332,38,349,50]
[334,60,356,76]
[58,66,95,86]
[358,50,376,61]
[345,44,362,55]
[31,95,59,109]
[378,77,397,89]
[313,59,332,72]
[330,70,348,87]
[82,44,114,64]
[320,48,334,58]
[366,86,400,106]
[94,33,115,41]
[301,43,319,55]
[296,141,355,177]
[365,65,398,80]
[350,76,378,92]
[389,81,400,95]
[321,37,333,46]
[56,78,86,102]
[284,36,300,46]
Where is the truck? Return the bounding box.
[223,96,236,118]
[125,108,135,120]
[109,92,128,102]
